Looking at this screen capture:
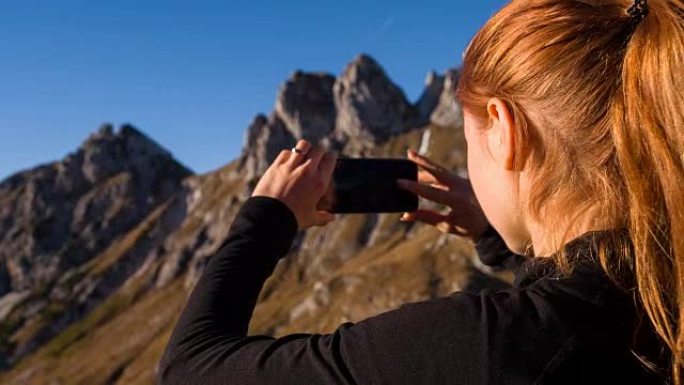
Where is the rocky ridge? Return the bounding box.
[0,125,192,367]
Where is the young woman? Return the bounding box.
[159,0,682,383]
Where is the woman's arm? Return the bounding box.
[158,195,536,385]
[156,196,439,384]
[157,195,306,384]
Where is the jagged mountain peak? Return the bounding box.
[75,123,191,187]
[82,123,153,147]
[275,71,336,143]
[416,68,462,128]
[346,53,383,72]
[337,53,396,89]
[238,54,463,181]
[333,53,417,146]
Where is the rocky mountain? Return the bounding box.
[0,53,510,385]
[0,126,191,368]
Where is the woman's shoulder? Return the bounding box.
[337,282,629,384]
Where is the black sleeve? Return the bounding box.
[473,223,526,270]
[158,196,552,385]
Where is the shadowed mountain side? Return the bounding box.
[0,125,192,368]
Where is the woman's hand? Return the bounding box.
[252,140,338,231]
[397,150,490,243]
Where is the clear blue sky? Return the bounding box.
[0,0,507,180]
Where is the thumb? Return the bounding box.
[314,211,336,227]
[400,209,449,226]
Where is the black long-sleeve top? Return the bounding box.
[158,196,665,384]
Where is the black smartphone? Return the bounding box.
[317,157,418,214]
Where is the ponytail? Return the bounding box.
[612,0,684,381]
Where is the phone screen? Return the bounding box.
[318,158,418,214]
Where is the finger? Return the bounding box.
[397,179,454,206]
[429,183,450,192]
[399,209,449,230]
[274,149,291,165]
[301,146,325,170]
[401,210,440,224]
[313,211,336,227]
[418,170,450,192]
[318,151,338,184]
[407,150,452,183]
[289,140,313,165]
[294,139,312,154]
[436,222,457,235]
[414,170,450,190]
[438,222,470,237]
[402,210,467,236]
[418,169,439,185]
[451,226,469,237]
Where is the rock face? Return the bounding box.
[0,124,191,294]
[333,54,418,145]
[0,124,191,365]
[416,70,445,122]
[417,69,463,128]
[239,114,296,180]
[0,55,507,385]
[275,71,337,143]
[240,55,423,180]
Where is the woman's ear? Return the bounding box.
[485,98,516,171]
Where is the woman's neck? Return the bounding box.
[528,208,615,258]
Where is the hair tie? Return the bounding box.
[627,0,649,28]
